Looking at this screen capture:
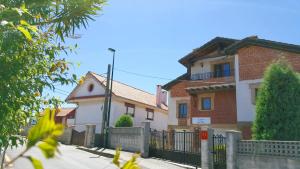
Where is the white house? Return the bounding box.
[66,71,168,135]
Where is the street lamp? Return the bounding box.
[107,48,115,128]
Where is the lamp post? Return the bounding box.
[107,48,115,128]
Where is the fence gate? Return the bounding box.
[149,129,201,167]
[212,134,226,169]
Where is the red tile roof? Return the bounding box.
[90,72,168,111]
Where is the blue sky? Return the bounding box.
[55,0,300,104]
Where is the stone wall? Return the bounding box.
[108,122,150,157]
[58,126,73,145]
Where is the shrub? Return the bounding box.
[252,59,300,140]
[115,115,133,127]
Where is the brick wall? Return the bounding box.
[238,46,300,81]
[190,89,237,124]
[170,81,189,97]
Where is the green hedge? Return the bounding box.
[115,115,133,127]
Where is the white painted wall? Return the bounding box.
[167,92,190,125]
[75,77,105,97]
[73,75,168,133]
[236,79,262,122]
[74,100,104,133]
[109,101,168,131]
[191,60,211,76]
[190,56,229,78]
[235,54,263,122]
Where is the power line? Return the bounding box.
[115,68,174,81]
[54,90,69,96]
[55,88,69,94]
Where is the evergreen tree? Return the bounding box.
[252,59,300,140]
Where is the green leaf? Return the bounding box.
[52,124,64,136]
[38,142,56,158]
[20,20,29,26]
[28,157,43,169]
[17,26,32,41]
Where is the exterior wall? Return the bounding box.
[75,99,167,133]
[74,76,105,97]
[168,81,190,126]
[237,155,300,169]
[72,75,168,133]
[108,122,150,157]
[236,79,262,122]
[191,59,212,76]
[58,126,73,144]
[74,100,104,133]
[238,46,300,81]
[236,140,300,169]
[110,100,167,131]
[236,46,300,134]
[170,81,189,97]
[190,56,234,77]
[190,90,237,125]
[167,95,190,126]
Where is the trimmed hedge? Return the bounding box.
[115,114,133,127]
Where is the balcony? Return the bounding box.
[187,69,235,93]
[190,69,235,81]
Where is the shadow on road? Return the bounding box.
[76,147,114,158]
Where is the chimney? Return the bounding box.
[156,85,167,107]
[156,85,162,107]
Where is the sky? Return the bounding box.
[54,0,300,106]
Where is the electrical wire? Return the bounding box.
[115,68,174,81]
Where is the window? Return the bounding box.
[88,84,94,92]
[250,83,261,105]
[178,103,187,118]
[214,63,231,77]
[125,103,135,117]
[199,93,214,111]
[201,97,212,110]
[255,88,259,99]
[146,108,154,120]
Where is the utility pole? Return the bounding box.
[107,48,115,129]
[101,64,111,148]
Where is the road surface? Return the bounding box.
[6,144,189,169]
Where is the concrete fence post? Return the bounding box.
[201,126,214,169]
[141,122,150,158]
[84,124,96,148]
[226,130,242,169]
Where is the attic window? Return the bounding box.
[88,84,94,92]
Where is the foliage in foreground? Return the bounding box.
[5,109,64,169]
[252,59,300,140]
[0,0,105,159]
[115,115,133,127]
[113,148,140,169]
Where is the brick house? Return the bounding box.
[163,36,300,139]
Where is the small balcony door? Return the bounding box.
[214,63,231,77]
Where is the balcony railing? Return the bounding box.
[190,69,235,81]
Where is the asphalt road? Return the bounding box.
[6,145,189,169]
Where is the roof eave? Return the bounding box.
[162,73,188,90]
